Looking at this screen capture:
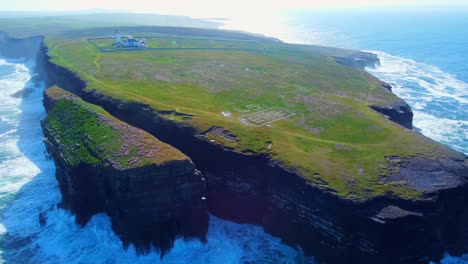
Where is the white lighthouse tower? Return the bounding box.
[114,29,121,44]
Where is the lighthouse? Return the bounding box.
[114,29,121,44]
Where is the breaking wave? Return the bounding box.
[366,51,468,154]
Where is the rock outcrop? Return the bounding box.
[333,51,381,70]
[41,87,208,254]
[334,51,414,129]
[370,102,414,129]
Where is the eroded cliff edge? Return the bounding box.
[3,33,467,264]
[334,51,414,129]
[41,87,208,253]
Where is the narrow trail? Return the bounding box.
[86,44,101,76]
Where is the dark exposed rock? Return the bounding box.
[381,82,393,91]
[11,87,34,98]
[333,51,414,129]
[201,126,238,141]
[41,89,208,255]
[370,103,414,130]
[333,51,381,70]
[385,155,467,192]
[374,206,423,221]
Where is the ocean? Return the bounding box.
[0,9,467,264]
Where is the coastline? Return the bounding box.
[2,21,468,262]
[33,33,468,262]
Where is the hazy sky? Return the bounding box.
[1,0,467,17]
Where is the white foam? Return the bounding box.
[366,51,468,105]
[366,51,468,154]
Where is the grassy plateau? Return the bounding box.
[0,14,457,200]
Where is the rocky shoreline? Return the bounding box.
[2,32,467,264]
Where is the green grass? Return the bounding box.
[43,87,188,169]
[41,32,454,200]
[1,16,456,200]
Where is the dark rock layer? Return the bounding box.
[370,103,414,130]
[333,51,380,70]
[41,92,208,254]
[334,51,414,129]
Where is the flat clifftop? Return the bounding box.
[38,27,468,201]
[43,86,189,169]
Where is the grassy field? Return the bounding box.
[0,15,455,200]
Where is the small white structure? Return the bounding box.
[114,29,121,44]
[140,38,147,47]
[111,29,147,48]
[221,111,232,117]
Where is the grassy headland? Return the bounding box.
[0,14,458,200]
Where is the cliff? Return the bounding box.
[2,30,467,263]
[334,51,414,129]
[0,33,43,60]
[36,42,468,264]
[41,87,208,253]
[333,51,381,70]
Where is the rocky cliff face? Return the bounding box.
[335,51,414,129]
[8,34,466,263]
[41,88,208,254]
[369,103,413,129]
[333,51,381,70]
[0,33,43,60]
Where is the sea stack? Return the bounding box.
[41,86,208,253]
